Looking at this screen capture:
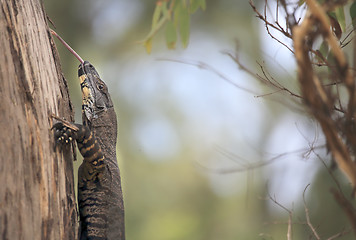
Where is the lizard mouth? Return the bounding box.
[78,62,95,123]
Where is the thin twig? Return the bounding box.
[327,229,351,240]
[157,58,258,95]
[250,0,294,53]
[196,145,325,174]
[256,61,302,99]
[268,193,293,240]
[249,0,292,38]
[50,114,79,131]
[303,184,321,240]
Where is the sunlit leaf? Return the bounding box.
[140,0,199,52]
[139,2,170,51]
[144,38,153,54]
[350,1,356,28]
[165,20,177,49]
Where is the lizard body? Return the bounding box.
[53,61,125,240]
[77,61,124,240]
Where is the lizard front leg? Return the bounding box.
[53,121,106,181]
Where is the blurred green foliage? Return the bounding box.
[140,0,206,53]
[45,0,356,239]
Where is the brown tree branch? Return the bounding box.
[292,0,356,188]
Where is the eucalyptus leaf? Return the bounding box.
[190,0,206,13]
[178,5,190,48]
[165,20,177,49]
[144,38,153,54]
[350,1,356,28]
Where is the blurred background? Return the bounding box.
[45,0,354,239]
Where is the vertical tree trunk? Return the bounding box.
[0,0,77,239]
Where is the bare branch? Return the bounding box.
[256,61,302,99]
[156,58,257,95]
[196,145,325,174]
[303,184,321,240]
[327,229,352,240]
[268,194,293,240]
[249,0,292,38]
[292,0,356,188]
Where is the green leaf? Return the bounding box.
[178,4,190,48]
[190,0,206,13]
[199,0,206,11]
[139,1,171,51]
[174,1,181,27]
[182,0,188,8]
[298,0,305,6]
[350,1,356,28]
[152,2,163,29]
[165,20,177,49]
[327,51,336,66]
[328,11,336,19]
[319,41,329,58]
[144,38,153,54]
[161,1,170,20]
[335,6,345,32]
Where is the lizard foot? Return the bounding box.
[52,122,75,144]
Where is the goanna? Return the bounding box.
[51,30,125,240]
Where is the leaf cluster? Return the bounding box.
[141,0,206,53]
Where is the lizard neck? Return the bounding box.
[90,107,118,162]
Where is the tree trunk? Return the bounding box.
[0,0,77,239]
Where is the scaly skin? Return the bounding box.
[53,61,125,240]
[78,61,125,240]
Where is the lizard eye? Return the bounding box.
[97,83,104,91]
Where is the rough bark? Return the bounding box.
[0,0,77,239]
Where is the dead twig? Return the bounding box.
[50,113,79,131]
[156,58,257,95]
[303,184,321,240]
[268,193,293,240]
[327,229,352,240]
[249,0,292,40]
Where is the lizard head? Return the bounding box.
[78,61,113,125]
